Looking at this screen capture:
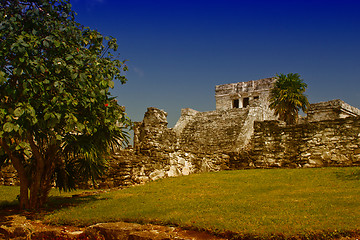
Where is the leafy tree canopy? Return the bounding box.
[269,73,309,125]
[0,0,129,209]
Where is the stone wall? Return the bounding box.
[251,117,360,168]
[175,108,250,152]
[307,99,360,122]
[92,149,231,189]
[0,165,19,186]
[119,108,360,187]
[134,107,177,154]
[132,105,276,176]
[131,107,233,182]
[173,106,277,152]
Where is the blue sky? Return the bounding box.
[71,0,360,127]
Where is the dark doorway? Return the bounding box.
[233,99,239,108]
[243,97,249,108]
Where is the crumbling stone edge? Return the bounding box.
[0,215,226,240]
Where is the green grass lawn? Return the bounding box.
[0,186,98,209]
[1,167,360,239]
[0,185,20,208]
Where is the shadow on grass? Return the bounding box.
[0,191,109,221]
[46,194,108,210]
[0,200,19,210]
[335,169,360,181]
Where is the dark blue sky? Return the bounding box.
[71,0,360,127]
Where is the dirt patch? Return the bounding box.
[0,207,226,240]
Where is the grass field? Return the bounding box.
[0,185,20,208]
[1,167,360,239]
[0,186,98,209]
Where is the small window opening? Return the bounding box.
[254,96,259,100]
[243,97,249,108]
[233,99,239,108]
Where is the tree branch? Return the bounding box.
[27,134,44,168]
[100,45,110,59]
[0,137,26,177]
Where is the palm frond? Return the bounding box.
[269,73,309,124]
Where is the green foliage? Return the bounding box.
[0,0,129,208]
[269,73,309,125]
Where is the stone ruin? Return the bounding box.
[215,77,275,112]
[170,78,278,152]
[1,77,360,187]
[307,99,360,122]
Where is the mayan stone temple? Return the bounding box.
[2,78,360,187]
[215,77,275,111]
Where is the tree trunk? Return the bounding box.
[1,137,60,210]
[28,161,55,210]
[18,176,30,209]
[28,144,58,210]
[0,138,30,209]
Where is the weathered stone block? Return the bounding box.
[149,170,166,181]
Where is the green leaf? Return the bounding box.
[43,40,49,48]
[18,47,25,54]
[74,59,82,65]
[20,41,29,47]
[10,42,18,51]
[24,149,31,157]
[0,71,6,84]
[65,54,73,60]
[55,113,61,120]
[54,40,60,47]
[40,65,46,73]
[44,112,51,121]
[19,142,29,149]
[71,72,78,79]
[108,80,114,88]
[3,122,14,132]
[77,123,85,131]
[14,68,23,75]
[14,107,25,117]
[79,73,86,81]
[101,80,107,88]
[13,124,19,132]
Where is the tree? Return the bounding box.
[0,0,130,210]
[269,73,309,125]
